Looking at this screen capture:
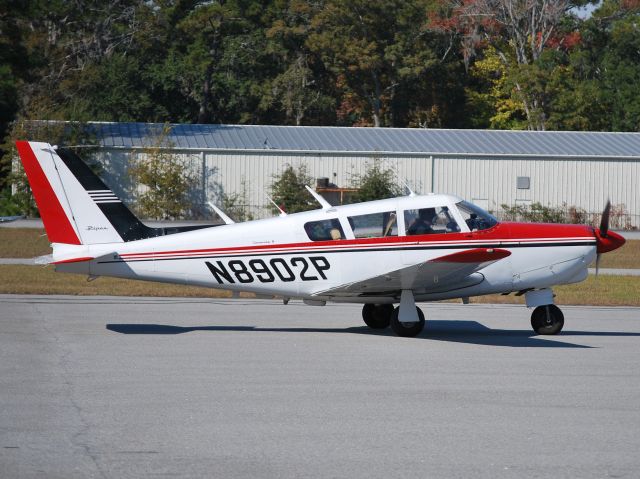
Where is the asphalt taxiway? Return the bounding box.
[1,295,640,478]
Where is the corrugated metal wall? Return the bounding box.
[204,152,433,217]
[433,156,639,224]
[97,148,639,227]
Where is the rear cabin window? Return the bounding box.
[348,211,398,238]
[304,219,345,241]
[404,206,460,235]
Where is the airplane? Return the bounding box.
[16,140,625,337]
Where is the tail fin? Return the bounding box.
[16,141,214,245]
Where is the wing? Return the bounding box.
[316,248,511,297]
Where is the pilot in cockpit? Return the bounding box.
[407,208,436,235]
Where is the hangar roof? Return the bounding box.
[93,122,640,159]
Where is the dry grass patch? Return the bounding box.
[471,275,640,307]
[0,265,251,298]
[0,228,50,258]
[593,238,640,269]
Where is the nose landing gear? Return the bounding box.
[525,288,564,335]
[531,304,564,335]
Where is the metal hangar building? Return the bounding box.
[92,123,640,226]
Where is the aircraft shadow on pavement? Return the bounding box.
[102,320,640,348]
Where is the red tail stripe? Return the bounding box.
[52,256,94,265]
[15,141,81,245]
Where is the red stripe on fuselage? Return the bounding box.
[118,223,595,260]
[15,141,80,245]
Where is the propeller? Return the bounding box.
[599,200,611,239]
[595,200,611,276]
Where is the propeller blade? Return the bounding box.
[595,252,601,277]
[599,200,611,238]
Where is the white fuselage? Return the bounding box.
[54,195,597,303]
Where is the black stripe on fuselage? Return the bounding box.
[96,240,596,264]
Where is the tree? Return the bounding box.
[350,159,403,202]
[308,0,454,127]
[545,0,640,131]
[433,0,587,130]
[129,125,197,220]
[0,116,95,216]
[221,178,254,222]
[270,164,316,213]
[265,0,335,125]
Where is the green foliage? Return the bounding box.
[129,125,197,220]
[0,187,23,216]
[498,202,635,229]
[499,202,568,223]
[270,164,316,214]
[350,159,403,203]
[0,117,95,216]
[221,178,254,222]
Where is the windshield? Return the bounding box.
[456,201,498,231]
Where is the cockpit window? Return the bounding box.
[405,206,460,235]
[348,211,398,238]
[304,219,345,241]
[456,201,498,231]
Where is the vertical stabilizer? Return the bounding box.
[16,141,218,245]
[16,141,125,244]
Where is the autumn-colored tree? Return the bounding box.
[432,0,585,130]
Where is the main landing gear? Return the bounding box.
[361,290,425,338]
[525,289,564,335]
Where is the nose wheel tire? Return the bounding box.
[362,304,394,329]
[390,306,425,337]
[531,304,564,335]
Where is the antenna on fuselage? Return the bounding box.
[402,179,417,197]
[304,185,332,210]
[265,194,287,216]
[207,201,235,225]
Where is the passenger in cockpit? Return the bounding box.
[407,208,436,235]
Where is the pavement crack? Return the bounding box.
[32,302,109,479]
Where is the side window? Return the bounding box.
[304,219,345,241]
[348,211,397,238]
[404,206,460,235]
[456,201,498,231]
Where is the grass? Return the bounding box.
[594,237,640,269]
[0,265,249,298]
[1,264,639,306]
[0,228,51,258]
[471,275,640,307]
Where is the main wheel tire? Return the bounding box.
[362,304,393,329]
[531,304,564,335]
[389,306,425,337]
